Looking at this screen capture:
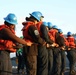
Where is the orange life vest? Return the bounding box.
[66,36,75,48]
[36,21,43,37]
[22,21,35,43]
[48,31,54,42]
[60,34,69,46]
[0,25,16,52]
[48,29,58,42]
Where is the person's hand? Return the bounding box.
[60,47,65,50]
[46,44,50,48]
[25,40,33,46]
[26,42,33,46]
[55,43,59,47]
[51,43,59,47]
[68,48,71,50]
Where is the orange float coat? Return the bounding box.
[0,25,16,52]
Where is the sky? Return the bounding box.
[0,0,76,57]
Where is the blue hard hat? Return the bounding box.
[58,29,63,33]
[67,32,72,36]
[43,22,48,26]
[52,25,58,29]
[47,22,53,28]
[30,11,44,21]
[4,13,18,25]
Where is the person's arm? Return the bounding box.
[40,25,53,44]
[56,33,65,47]
[28,25,46,45]
[1,28,31,46]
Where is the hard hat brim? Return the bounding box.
[4,18,18,25]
